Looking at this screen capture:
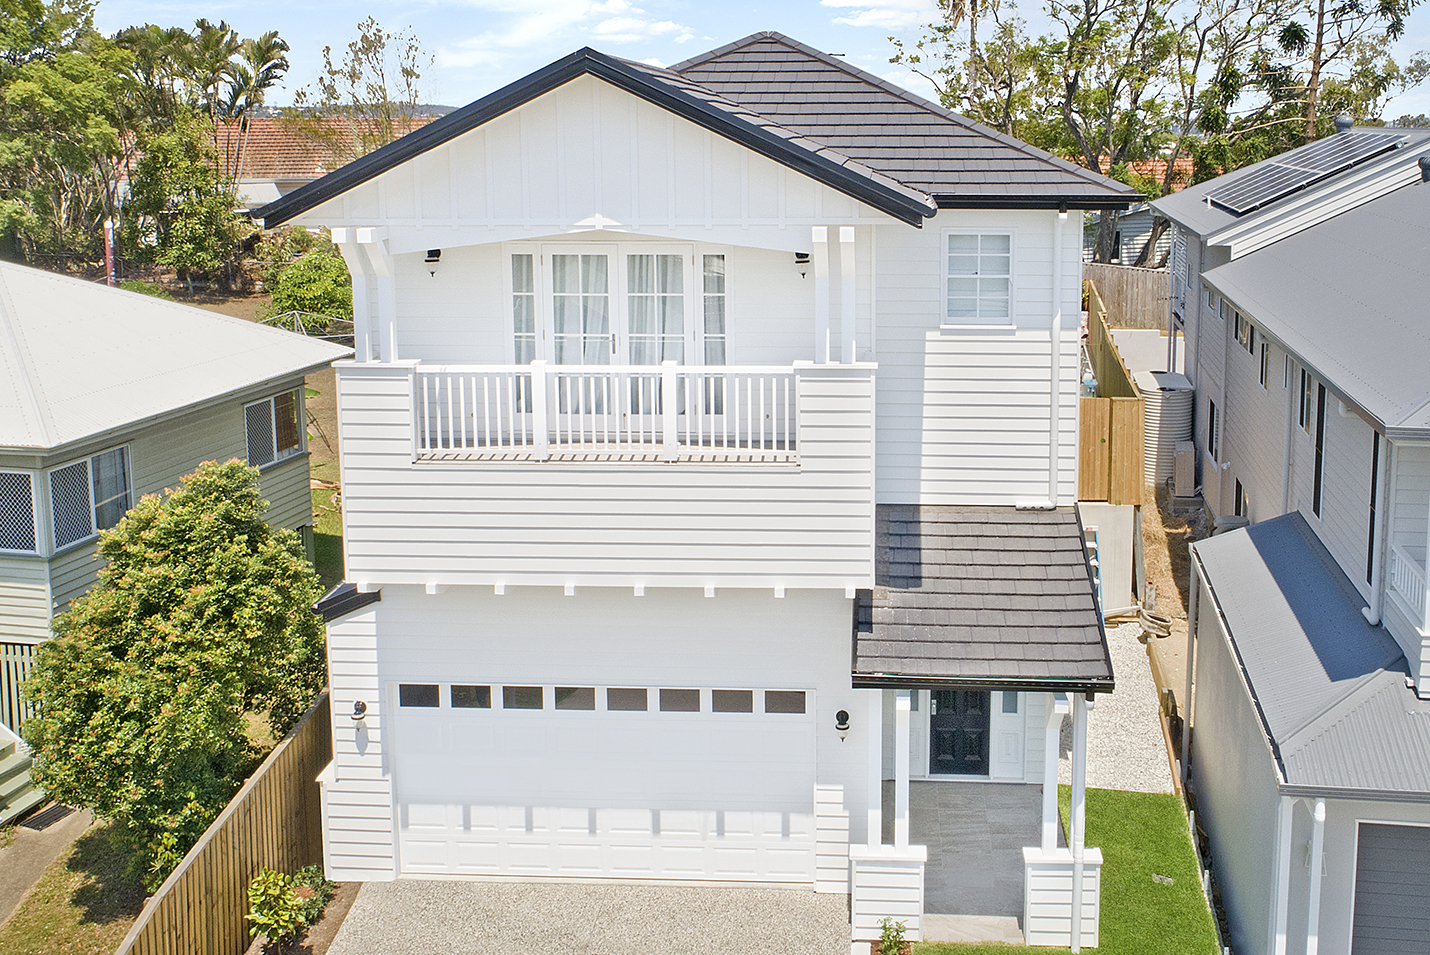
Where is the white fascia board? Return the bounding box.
[1207,152,1427,258]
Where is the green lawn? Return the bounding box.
[914,788,1218,955]
[311,486,344,589]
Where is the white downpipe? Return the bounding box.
[1070,692,1088,953]
[1305,798,1326,955]
[1182,567,1199,791]
[1270,795,1294,955]
[894,691,911,850]
[813,226,830,364]
[1282,362,1295,514]
[867,688,882,850]
[1365,439,1395,625]
[1049,211,1066,507]
[840,226,856,364]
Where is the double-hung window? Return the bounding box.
[0,471,38,553]
[945,233,1011,323]
[49,447,130,550]
[245,389,303,468]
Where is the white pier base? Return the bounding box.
[1023,846,1103,948]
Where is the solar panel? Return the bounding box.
[1208,131,1402,215]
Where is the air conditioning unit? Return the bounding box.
[1173,441,1196,497]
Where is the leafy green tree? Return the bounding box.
[263,244,353,320]
[22,460,326,890]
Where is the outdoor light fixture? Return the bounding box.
[425,249,441,276]
[795,251,810,278]
[835,709,851,742]
[351,700,367,723]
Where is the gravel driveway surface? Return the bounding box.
[326,879,850,955]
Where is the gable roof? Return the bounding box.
[0,263,350,450]
[672,32,1138,209]
[257,46,937,229]
[852,505,1114,692]
[1201,179,1430,436]
[1193,513,1430,800]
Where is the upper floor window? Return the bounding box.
[1259,342,1270,388]
[246,390,303,468]
[1299,369,1314,434]
[702,254,726,365]
[1233,311,1254,353]
[945,233,1011,323]
[1207,400,1219,461]
[49,447,130,550]
[1206,287,1219,314]
[0,471,37,553]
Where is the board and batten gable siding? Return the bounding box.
[0,557,49,642]
[289,74,902,255]
[873,210,1080,505]
[320,586,870,881]
[337,361,876,589]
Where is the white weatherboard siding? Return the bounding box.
[337,361,876,589]
[322,586,869,883]
[0,557,48,642]
[874,211,1079,505]
[292,75,899,255]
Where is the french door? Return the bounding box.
[929,690,991,777]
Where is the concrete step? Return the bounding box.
[0,737,14,762]
[0,784,45,827]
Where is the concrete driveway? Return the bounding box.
[327,880,851,955]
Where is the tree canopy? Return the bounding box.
[22,460,326,890]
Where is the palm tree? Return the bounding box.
[218,32,290,179]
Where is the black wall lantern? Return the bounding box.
[794,251,810,278]
[425,249,441,276]
[351,700,368,723]
[835,708,851,741]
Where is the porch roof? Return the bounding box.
[852,505,1114,693]
[1193,513,1430,800]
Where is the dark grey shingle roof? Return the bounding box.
[673,33,1138,208]
[1193,512,1430,798]
[852,505,1114,690]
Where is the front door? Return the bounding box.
[930,690,990,776]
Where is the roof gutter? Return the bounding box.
[1278,783,1430,804]
[936,194,1138,212]
[852,673,1116,694]
[259,49,935,229]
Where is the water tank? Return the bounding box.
[1135,370,1194,485]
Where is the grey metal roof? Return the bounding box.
[1200,181,1430,435]
[0,262,351,450]
[1193,512,1430,799]
[672,33,1138,209]
[852,505,1114,692]
[1153,127,1430,236]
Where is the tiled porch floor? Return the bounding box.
[883,780,1059,918]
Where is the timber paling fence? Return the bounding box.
[0,640,39,733]
[114,691,331,955]
[1083,262,1170,329]
[1080,279,1145,506]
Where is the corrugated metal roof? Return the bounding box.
[1193,512,1430,797]
[672,33,1138,207]
[1200,181,1430,435]
[852,505,1114,691]
[0,263,350,450]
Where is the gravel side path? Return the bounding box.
[1059,621,1174,793]
[327,880,850,955]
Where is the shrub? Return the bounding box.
[22,461,327,890]
[262,246,352,321]
[247,869,304,947]
[118,279,174,300]
[879,917,907,955]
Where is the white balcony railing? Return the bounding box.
[416,360,799,462]
[1389,544,1427,620]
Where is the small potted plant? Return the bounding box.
[873,917,911,955]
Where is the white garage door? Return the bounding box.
[1352,823,1430,954]
[390,683,818,882]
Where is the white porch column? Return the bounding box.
[333,228,373,362]
[1269,794,1295,955]
[867,688,883,849]
[1043,692,1068,852]
[812,226,830,363]
[839,226,856,363]
[895,690,911,850]
[1306,798,1327,955]
[357,228,397,362]
[1070,692,1090,953]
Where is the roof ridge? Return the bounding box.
[0,268,54,446]
[672,31,1136,199]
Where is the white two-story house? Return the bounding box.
[258,33,1134,946]
[1155,128,1430,955]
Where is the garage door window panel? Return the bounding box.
[606,687,647,711]
[765,690,807,714]
[451,685,490,708]
[712,689,753,713]
[556,687,595,710]
[399,684,439,707]
[659,688,700,712]
[503,685,543,710]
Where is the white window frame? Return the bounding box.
[504,242,731,366]
[47,446,132,553]
[942,229,1015,326]
[0,470,40,555]
[244,389,306,470]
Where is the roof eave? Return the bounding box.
[258,48,934,229]
[936,194,1139,211]
[852,672,1115,694]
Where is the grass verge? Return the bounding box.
[0,821,145,955]
[914,788,1217,955]
[312,486,343,590]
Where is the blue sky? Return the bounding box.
[91,0,1430,119]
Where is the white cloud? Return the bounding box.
[436,0,692,69]
[593,16,690,43]
[820,0,939,30]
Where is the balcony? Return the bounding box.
[415,361,799,464]
[334,359,877,590]
[1389,544,1427,621]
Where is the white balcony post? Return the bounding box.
[332,228,373,362]
[840,226,856,364]
[813,226,830,364]
[867,688,882,849]
[357,228,396,363]
[661,360,678,461]
[894,690,911,850]
[530,360,550,461]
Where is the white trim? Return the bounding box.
[0,470,40,555]
[244,388,307,471]
[1346,817,1430,955]
[941,228,1016,326]
[45,444,133,554]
